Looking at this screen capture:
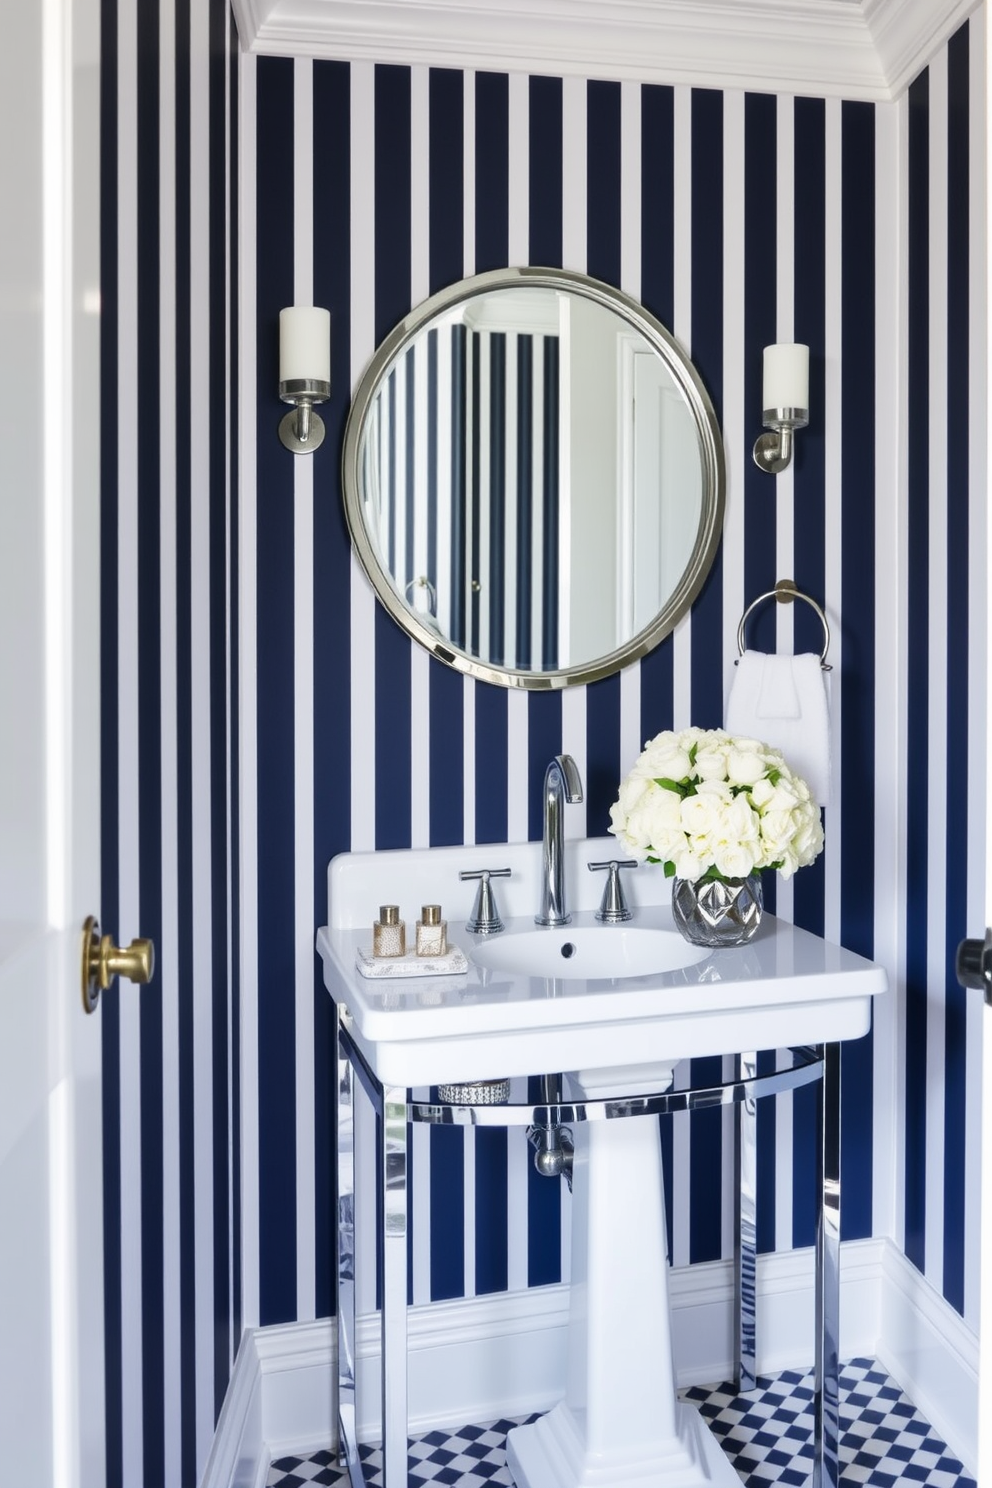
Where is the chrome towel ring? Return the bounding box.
[736,579,832,670]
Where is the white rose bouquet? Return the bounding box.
[609,726,824,884]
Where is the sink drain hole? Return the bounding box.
[560,942,577,959]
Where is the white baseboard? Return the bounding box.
[200,1236,977,1488]
[876,1242,979,1476]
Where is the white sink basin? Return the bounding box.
[470,924,709,979]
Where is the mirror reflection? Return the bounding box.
[343,270,725,689]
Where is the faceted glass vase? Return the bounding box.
[671,873,764,947]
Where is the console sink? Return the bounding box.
[470,923,709,979]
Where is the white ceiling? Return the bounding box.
[230,0,980,102]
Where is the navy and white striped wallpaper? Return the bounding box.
[100,1,240,1485]
[99,5,985,1483]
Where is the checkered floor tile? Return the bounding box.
[267,1359,976,1486]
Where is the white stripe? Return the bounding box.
[822,96,843,949]
[238,49,260,1332]
[158,3,181,1478]
[293,55,317,1325]
[350,64,377,851]
[117,0,144,1474]
[224,4,237,1369]
[508,73,528,266]
[463,70,476,277]
[773,93,796,1250]
[672,85,693,733]
[619,83,644,776]
[190,1,217,1457]
[412,1088,432,1306]
[722,90,746,1258]
[890,87,911,1258]
[410,65,430,307]
[562,75,586,274]
[924,46,949,1292]
[871,91,904,1248]
[721,89,746,725]
[507,689,529,843]
[964,2,987,1330]
[506,1127,530,1293]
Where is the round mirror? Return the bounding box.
[342,268,725,690]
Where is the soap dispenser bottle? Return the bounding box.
[373,905,406,958]
[416,904,447,958]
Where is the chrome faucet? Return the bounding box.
[535,754,583,926]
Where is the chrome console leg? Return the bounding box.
[336,1010,362,1486]
[379,1084,409,1487]
[813,1043,841,1488]
[734,1051,758,1393]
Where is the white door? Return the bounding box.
[0,2,140,1483]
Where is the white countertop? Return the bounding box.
[316,839,886,1086]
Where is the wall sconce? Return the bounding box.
[279,306,331,454]
[752,343,809,474]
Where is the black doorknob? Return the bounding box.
[956,929,992,1002]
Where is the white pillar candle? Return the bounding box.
[762,342,809,411]
[279,306,331,384]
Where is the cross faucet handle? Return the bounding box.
[587,859,638,923]
[460,867,511,935]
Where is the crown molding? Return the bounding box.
[230,0,977,101]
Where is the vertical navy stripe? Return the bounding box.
[174,0,198,1469]
[429,67,464,294]
[99,0,122,1475]
[475,72,509,271]
[427,331,438,595]
[687,89,725,1265]
[473,72,510,848]
[584,81,623,831]
[839,99,876,1241]
[902,66,930,1272]
[639,84,675,750]
[527,1079,561,1286]
[756,1049,778,1254]
[528,694,563,842]
[474,1129,509,1293]
[255,56,298,1324]
[586,80,621,286]
[742,93,779,663]
[529,76,563,267]
[208,0,232,1412]
[942,22,970,1314]
[136,1,166,1477]
[228,1,243,1354]
[374,66,413,850]
[687,90,724,731]
[312,56,352,1321]
[641,85,675,330]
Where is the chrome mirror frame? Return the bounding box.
[341,266,726,691]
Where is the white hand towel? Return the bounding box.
[725,650,831,806]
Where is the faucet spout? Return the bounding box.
[535,754,583,927]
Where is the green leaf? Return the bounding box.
[663,860,676,878]
[688,741,698,767]
[767,768,781,786]
[655,777,688,796]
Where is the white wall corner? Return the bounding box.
[197,1329,267,1488]
[876,1241,980,1477]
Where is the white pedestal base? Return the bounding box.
[507,1396,739,1488]
[506,1064,738,1488]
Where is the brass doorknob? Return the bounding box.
[81,915,156,1014]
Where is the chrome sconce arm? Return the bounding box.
[752,343,809,476]
[278,306,331,455]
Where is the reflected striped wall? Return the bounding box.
[98,5,986,1484]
